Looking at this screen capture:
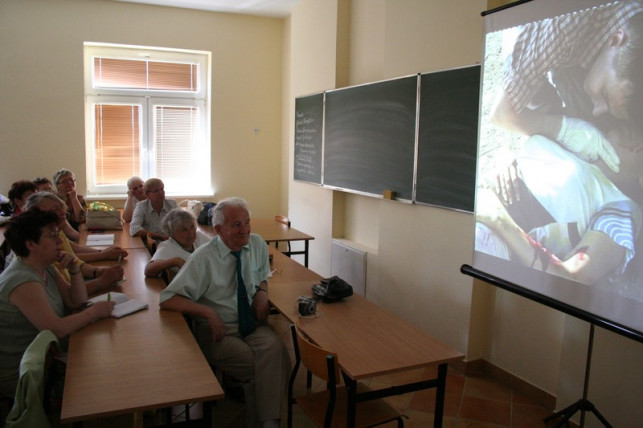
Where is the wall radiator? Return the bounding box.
[330,239,366,296]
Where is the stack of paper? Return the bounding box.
[86,234,115,246]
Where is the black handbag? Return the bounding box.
[312,276,353,303]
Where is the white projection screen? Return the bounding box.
[464,0,643,341]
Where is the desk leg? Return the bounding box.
[132,411,144,428]
[433,363,448,428]
[304,240,309,267]
[202,400,213,427]
[344,375,357,428]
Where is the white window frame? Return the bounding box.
[83,42,212,197]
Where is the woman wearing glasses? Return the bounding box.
[0,209,114,398]
[122,176,146,223]
[54,169,87,231]
[144,209,210,278]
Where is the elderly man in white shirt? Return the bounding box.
[129,178,178,240]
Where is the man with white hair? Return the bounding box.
[160,197,289,428]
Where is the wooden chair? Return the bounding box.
[0,396,14,427]
[274,215,292,255]
[144,233,157,256]
[161,265,196,424]
[0,239,11,272]
[162,268,194,334]
[162,267,177,286]
[5,330,59,428]
[274,214,291,228]
[287,324,406,428]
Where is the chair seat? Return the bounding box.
[296,386,404,428]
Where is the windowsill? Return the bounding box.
[85,193,216,201]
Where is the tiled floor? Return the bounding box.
[278,366,553,428]
[175,315,554,427]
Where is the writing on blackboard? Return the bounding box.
[295,111,319,177]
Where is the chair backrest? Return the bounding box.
[288,324,406,428]
[0,239,12,273]
[274,215,291,228]
[163,267,177,285]
[290,324,340,384]
[145,233,157,256]
[5,330,59,428]
[289,324,340,428]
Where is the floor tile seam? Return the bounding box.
[509,390,514,428]
[454,385,466,422]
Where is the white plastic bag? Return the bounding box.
[179,200,204,219]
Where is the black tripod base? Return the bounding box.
[544,398,612,428]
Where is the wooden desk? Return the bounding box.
[2,224,144,251]
[268,246,321,284]
[80,224,146,250]
[200,218,315,267]
[60,248,224,424]
[267,251,463,427]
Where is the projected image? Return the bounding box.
[475,1,643,303]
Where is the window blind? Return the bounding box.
[84,43,210,196]
[94,104,141,185]
[94,58,198,91]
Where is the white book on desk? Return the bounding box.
[86,234,115,246]
[87,292,148,318]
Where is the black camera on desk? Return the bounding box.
[297,296,317,316]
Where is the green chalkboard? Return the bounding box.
[416,65,480,212]
[293,66,480,212]
[323,76,418,200]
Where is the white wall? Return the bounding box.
[0,0,284,218]
[286,1,643,425]
[285,0,340,277]
[287,0,483,361]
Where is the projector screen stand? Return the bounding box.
[544,324,612,427]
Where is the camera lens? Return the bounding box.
[298,300,316,316]
[306,302,315,314]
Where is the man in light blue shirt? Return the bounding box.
[129,178,178,239]
[159,197,288,428]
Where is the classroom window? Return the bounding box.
[84,43,212,197]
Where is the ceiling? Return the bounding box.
[112,0,301,17]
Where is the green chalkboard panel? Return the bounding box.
[416,65,480,212]
[294,93,324,184]
[323,76,418,200]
